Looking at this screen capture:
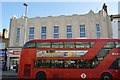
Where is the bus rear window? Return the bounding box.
[23,42,35,48]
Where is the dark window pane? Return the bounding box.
[23,42,35,48]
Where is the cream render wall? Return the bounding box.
[9,9,112,47]
[112,19,119,38]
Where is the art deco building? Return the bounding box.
[9,4,112,47]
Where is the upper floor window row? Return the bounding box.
[29,24,102,39]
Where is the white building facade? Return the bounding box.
[111,1,120,38]
[111,15,120,38]
[9,9,112,47]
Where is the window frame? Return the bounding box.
[66,25,72,38]
[41,27,47,39]
[29,27,34,40]
[53,26,59,38]
[96,24,101,38]
[80,25,86,38]
[16,28,20,42]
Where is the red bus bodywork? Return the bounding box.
[18,39,120,79]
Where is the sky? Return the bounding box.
[0,0,119,33]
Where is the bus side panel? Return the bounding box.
[32,69,101,79]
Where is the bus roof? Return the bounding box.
[28,38,120,43]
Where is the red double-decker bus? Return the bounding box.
[18,39,120,80]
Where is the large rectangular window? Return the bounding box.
[80,25,86,38]
[29,27,34,40]
[66,25,72,38]
[96,24,101,38]
[41,27,46,39]
[53,26,59,38]
[16,28,20,42]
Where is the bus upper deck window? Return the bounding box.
[115,42,120,48]
[23,42,35,48]
[103,42,115,48]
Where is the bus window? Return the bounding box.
[23,42,35,48]
[90,42,95,47]
[51,42,63,48]
[97,49,111,60]
[34,59,103,69]
[103,42,115,48]
[64,42,75,48]
[118,59,120,69]
[115,42,120,48]
[51,60,58,68]
[44,60,51,68]
[34,60,43,68]
[57,60,64,68]
[63,60,69,68]
[109,58,120,69]
[36,42,51,48]
[75,42,93,48]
